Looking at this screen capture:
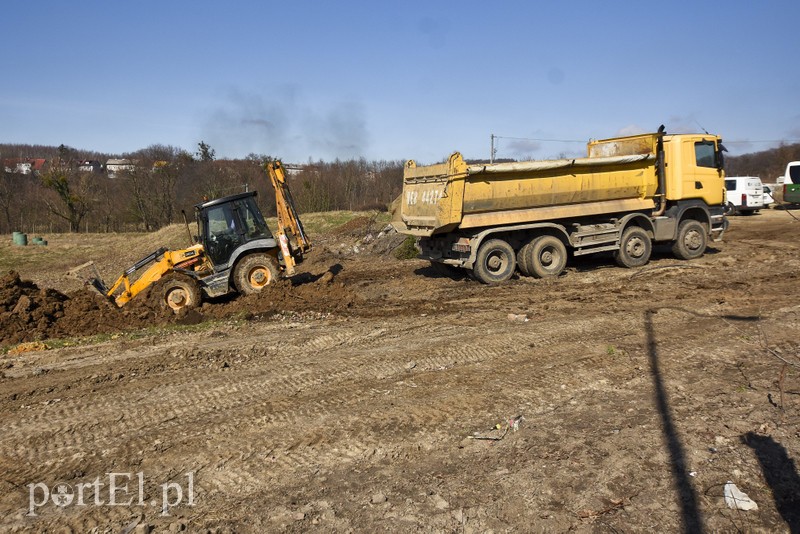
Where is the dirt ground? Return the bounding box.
[1,209,799,533]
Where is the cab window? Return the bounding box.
[695,141,717,169]
[239,197,272,239]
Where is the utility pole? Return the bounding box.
[490,134,496,164]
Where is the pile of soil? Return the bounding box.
[0,271,173,345]
[204,273,360,320]
[0,267,361,346]
[332,216,376,236]
[0,271,69,345]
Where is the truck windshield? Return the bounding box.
[695,141,718,169]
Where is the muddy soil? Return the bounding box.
[1,209,799,533]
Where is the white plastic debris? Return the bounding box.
[724,481,758,511]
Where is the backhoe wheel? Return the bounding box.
[473,239,516,285]
[671,220,707,260]
[527,235,567,278]
[614,226,652,268]
[160,274,201,313]
[234,253,280,294]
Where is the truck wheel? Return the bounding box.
[234,253,280,294]
[614,226,652,268]
[517,240,534,276]
[473,239,516,284]
[527,235,567,278]
[671,220,707,260]
[160,273,201,312]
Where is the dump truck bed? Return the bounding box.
[394,133,661,237]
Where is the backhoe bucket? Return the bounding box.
[67,261,110,297]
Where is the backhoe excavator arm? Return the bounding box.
[104,244,205,307]
[266,161,311,275]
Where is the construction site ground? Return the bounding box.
[1,208,799,533]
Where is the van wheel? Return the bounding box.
[473,239,516,284]
[527,236,567,278]
[725,202,737,215]
[672,220,707,260]
[614,227,652,268]
[234,253,280,294]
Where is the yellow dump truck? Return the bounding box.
[392,126,728,283]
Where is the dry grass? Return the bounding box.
[0,211,390,293]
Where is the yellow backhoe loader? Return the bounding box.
[70,161,311,312]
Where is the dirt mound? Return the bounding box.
[332,216,375,235]
[205,273,360,320]
[0,271,174,345]
[0,271,69,345]
[0,268,361,346]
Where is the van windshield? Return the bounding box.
[790,165,800,184]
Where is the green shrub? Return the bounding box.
[394,236,419,260]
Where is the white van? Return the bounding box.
[762,184,776,207]
[725,176,765,214]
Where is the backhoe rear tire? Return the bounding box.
[234,253,280,294]
[160,273,202,313]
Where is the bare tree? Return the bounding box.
[40,145,95,232]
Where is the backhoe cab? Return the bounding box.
[73,161,310,312]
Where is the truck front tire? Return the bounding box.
[473,239,516,284]
[671,220,707,260]
[614,227,652,268]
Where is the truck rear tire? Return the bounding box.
[671,220,707,260]
[517,240,534,276]
[473,239,516,284]
[614,226,652,268]
[234,253,280,294]
[527,235,567,278]
[160,273,202,312]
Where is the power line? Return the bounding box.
[723,139,800,144]
[493,135,585,143]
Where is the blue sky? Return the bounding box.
[3,1,799,163]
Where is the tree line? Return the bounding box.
[725,143,800,182]
[3,139,797,235]
[0,142,404,234]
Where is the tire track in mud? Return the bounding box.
[0,318,467,487]
[173,316,638,496]
[0,310,636,511]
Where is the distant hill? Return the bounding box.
[725,143,800,182]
